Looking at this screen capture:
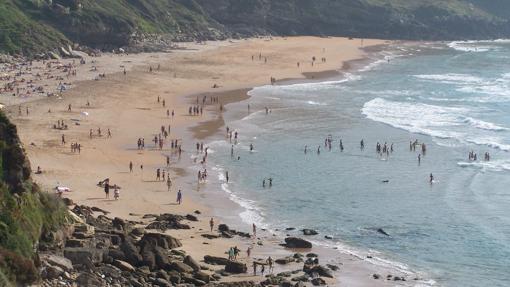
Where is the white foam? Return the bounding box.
[447,41,495,52]
[215,167,268,228]
[362,98,510,150]
[306,100,327,106]
[414,73,484,84]
[457,160,510,172]
[463,117,508,131]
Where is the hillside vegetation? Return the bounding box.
[0,111,68,285]
[1,0,510,55]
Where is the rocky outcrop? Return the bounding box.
[284,237,312,249]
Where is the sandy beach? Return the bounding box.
[1,36,421,286]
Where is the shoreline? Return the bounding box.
[185,41,431,286]
[1,36,424,286]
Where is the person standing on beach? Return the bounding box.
[129,161,133,172]
[177,190,182,204]
[210,218,214,232]
[104,181,110,199]
[267,257,274,273]
[418,154,421,165]
[226,171,229,183]
[247,247,252,257]
[252,223,257,237]
[167,177,172,192]
[430,173,434,184]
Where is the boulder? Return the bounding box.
[284,237,312,249]
[303,229,318,236]
[40,254,73,272]
[76,272,101,286]
[120,239,142,266]
[194,271,211,283]
[63,247,103,267]
[203,255,229,265]
[153,278,172,287]
[139,233,182,250]
[185,214,198,221]
[140,245,157,270]
[113,260,135,272]
[43,265,64,279]
[275,257,294,265]
[169,261,194,273]
[108,249,126,261]
[304,265,333,278]
[311,277,326,286]
[224,261,247,274]
[183,255,201,272]
[218,224,230,232]
[154,246,170,270]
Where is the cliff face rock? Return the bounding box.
[0,112,31,193]
[0,111,68,285]
[2,0,510,55]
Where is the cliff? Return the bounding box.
[0,111,68,285]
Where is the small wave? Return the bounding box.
[216,167,267,228]
[362,98,510,150]
[457,160,510,172]
[447,41,494,52]
[414,73,484,84]
[306,100,327,106]
[463,117,508,131]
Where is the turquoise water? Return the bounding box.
[205,41,510,286]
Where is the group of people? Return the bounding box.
[53,119,68,130]
[469,151,491,161]
[188,105,203,116]
[252,257,274,276]
[70,142,82,153]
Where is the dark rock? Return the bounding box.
[139,233,182,250]
[63,247,103,267]
[201,234,219,239]
[204,255,229,265]
[304,265,333,278]
[302,229,318,236]
[40,254,74,272]
[120,239,142,266]
[108,249,126,262]
[326,264,339,271]
[43,265,64,279]
[225,261,247,274]
[131,227,145,236]
[153,278,172,287]
[311,277,326,286]
[324,235,333,240]
[306,253,318,258]
[76,272,101,286]
[218,224,230,232]
[113,259,135,272]
[275,256,294,265]
[183,255,201,272]
[141,245,157,270]
[169,261,194,273]
[194,210,201,214]
[185,214,198,221]
[154,246,170,269]
[284,237,312,248]
[194,271,211,283]
[286,227,296,231]
[373,273,381,279]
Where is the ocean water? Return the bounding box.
[203,40,510,286]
